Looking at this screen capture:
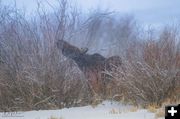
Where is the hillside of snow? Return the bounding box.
[0,101,164,119]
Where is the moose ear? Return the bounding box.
[80,47,88,54]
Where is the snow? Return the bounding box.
[0,101,164,119]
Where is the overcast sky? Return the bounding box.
[2,0,180,27]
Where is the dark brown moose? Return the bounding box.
[57,40,122,95]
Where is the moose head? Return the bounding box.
[57,40,106,71]
[57,40,88,59]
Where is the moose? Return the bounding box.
[57,40,122,95]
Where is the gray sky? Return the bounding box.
[2,0,180,27]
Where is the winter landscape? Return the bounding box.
[0,0,179,119]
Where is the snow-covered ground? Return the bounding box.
[0,101,164,119]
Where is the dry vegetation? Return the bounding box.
[0,0,179,111]
[106,28,180,107]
